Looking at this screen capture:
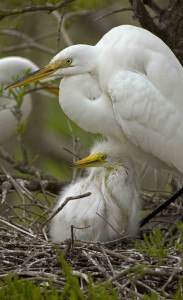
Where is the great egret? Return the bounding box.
[6,25,183,177]
[0,56,58,144]
[0,57,40,144]
[49,140,140,242]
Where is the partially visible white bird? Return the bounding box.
[0,56,58,145]
[6,25,183,177]
[0,56,40,144]
[49,140,140,243]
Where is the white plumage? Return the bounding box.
[7,25,183,177]
[49,140,140,242]
[0,57,39,144]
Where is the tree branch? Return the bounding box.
[42,192,91,227]
[0,0,74,21]
[129,0,183,62]
[131,0,160,34]
[0,29,55,55]
[0,175,66,195]
[95,7,133,21]
[143,0,161,14]
[0,147,60,183]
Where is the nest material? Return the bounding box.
[0,178,183,298]
[0,227,182,298]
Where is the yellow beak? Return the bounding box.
[5,61,62,89]
[73,154,102,168]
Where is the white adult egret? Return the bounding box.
[0,56,58,144]
[6,25,183,177]
[0,56,40,144]
[49,140,140,242]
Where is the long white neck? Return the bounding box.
[59,73,179,176]
[59,73,122,139]
[102,160,140,236]
[104,160,139,205]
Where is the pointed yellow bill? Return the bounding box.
[73,154,104,168]
[5,61,62,90]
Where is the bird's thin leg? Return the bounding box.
[140,187,183,227]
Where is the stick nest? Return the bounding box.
[0,174,183,299]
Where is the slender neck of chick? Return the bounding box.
[87,166,105,183]
[102,159,139,208]
[87,158,138,195]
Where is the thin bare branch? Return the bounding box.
[0,217,36,238]
[0,0,74,21]
[143,0,162,14]
[0,147,61,183]
[95,7,133,21]
[41,192,92,227]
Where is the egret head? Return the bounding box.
[73,140,126,169]
[5,45,101,89]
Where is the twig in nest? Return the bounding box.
[81,248,141,297]
[0,217,36,238]
[82,249,108,276]
[160,263,181,292]
[41,192,92,228]
[98,245,115,276]
[1,181,11,203]
[72,270,89,284]
[88,244,135,263]
[108,265,183,284]
[0,163,25,201]
[96,212,123,237]
[70,224,91,248]
[35,170,50,206]
[30,205,53,229]
[62,239,72,257]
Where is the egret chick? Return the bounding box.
[49,140,140,243]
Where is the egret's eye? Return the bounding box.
[101,155,106,160]
[66,59,72,64]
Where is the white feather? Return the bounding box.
[49,140,140,242]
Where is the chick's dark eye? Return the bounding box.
[66,59,72,64]
[101,155,106,160]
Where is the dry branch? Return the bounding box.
[0,0,74,21]
[42,192,92,227]
[0,147,53,180]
